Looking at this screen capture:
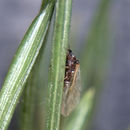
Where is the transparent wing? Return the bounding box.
[61,65,81,116]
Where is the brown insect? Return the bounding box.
[61,49,81,116]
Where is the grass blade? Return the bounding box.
[40,0,49,11]
[64,88,95,130]
[45,0,72,130]
[80,0,111,129]
[81,0,111,90]
[19,69,37,130]
[0,1,54,129]
[19,25,51,130]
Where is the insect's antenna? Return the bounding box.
[63,45,70,54]
[64,44,70,50]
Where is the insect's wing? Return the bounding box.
[61,66,81,116]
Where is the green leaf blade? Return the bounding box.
[0,2,54,129]
[46,0,72,130]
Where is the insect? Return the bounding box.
[61,49,81,116]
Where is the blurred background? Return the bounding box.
[0,0,130,130]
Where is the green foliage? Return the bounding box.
[0,0,111,130]
[45,0,72,129]
[0,1,54,129]
[81,0,111,91]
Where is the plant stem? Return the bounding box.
[45,0,72,130]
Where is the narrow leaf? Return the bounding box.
[19,25,51,130]
[19,70,37,130]
[0,1,54,129]
[45,0,72,130]
[81,0,111,90]
[80,0,111,129]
